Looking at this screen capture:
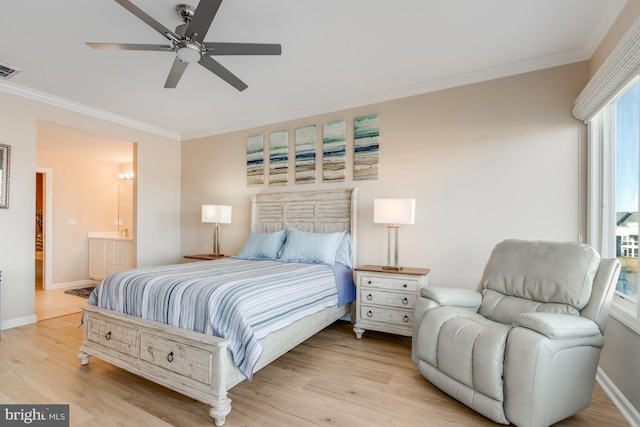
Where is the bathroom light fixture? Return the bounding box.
[118,172,134,180]
[201,204,232,257]
[373,198,416,270]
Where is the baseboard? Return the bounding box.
[0,314,37,331]
[46,279,94,290]
[597,367,640,427]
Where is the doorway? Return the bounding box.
[35,167,52,290]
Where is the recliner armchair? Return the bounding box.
[412,239,620,427]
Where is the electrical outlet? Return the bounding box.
[68,218,76,225]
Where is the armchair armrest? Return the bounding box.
[420,287,482,311]
[513,312,601,340]
[412,287,481,363]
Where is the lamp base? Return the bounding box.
[382,265,403,271]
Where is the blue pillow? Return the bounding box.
[335,232,352,268]
[278,229,346,265]
[237,229,287,260]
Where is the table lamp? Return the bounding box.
[201,204,232,257]
[373,198,415,270]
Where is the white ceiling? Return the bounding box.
[0,0,627,141]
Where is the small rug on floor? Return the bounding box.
[64,286,95,299]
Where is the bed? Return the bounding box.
[77,188,358,426]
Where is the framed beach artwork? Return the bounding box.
[354,114,379,180]
[322,120,346,182]
[294,125,316,184]
[246,134,265,186]
[269,130,289,186]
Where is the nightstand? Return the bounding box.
[182,254,229,262]
[353,265,430,339]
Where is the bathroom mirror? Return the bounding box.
[0,144,10,209]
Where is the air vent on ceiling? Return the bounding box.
[0,63,21,79]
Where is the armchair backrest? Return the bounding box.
[477,240,601,325]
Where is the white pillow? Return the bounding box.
[278,229,346,265]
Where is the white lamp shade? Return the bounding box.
[202,205,232,224]
[373,199,416,225]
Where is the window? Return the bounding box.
[614,80,639,303]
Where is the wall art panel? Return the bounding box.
[294,125,316,184]
[269,130,289,186]
[322,120,346,182]
[246,134,264,186]
[353,114,379,180]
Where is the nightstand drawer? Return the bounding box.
[359,305,413,327]
[359,288,416,309]
[359,274,418,292]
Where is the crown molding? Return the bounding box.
[0,81,180,141]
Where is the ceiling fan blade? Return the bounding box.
[86,43,172,51]
[164,57,189,88]
[186,0,222,43]
[203,43,282,56]
[114,0,179,41]
[198,56,248,91]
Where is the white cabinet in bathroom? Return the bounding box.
[88,234,134,281]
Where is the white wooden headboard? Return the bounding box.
[250,188,358,265]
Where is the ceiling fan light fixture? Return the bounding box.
[176,41,201,63]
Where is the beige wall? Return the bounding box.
[182,62,588,288]
[0,91,181,328]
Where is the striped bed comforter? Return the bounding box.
[88,258,340,380]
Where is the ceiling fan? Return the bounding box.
[87,0,281,91]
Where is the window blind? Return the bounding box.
[573,16,640,122]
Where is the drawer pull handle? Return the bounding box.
[167,352,174,363]
[367,310,373,318]
[368,280,372,285]
[403,315,410,323]
[403,283,408,288]
[367,294,373,301]
[402,297,408,305]
[105,331,112,340]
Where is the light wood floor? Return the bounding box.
[35,286,90,321]
[0,312,629,427]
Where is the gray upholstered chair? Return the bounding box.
[412,239,620,427]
